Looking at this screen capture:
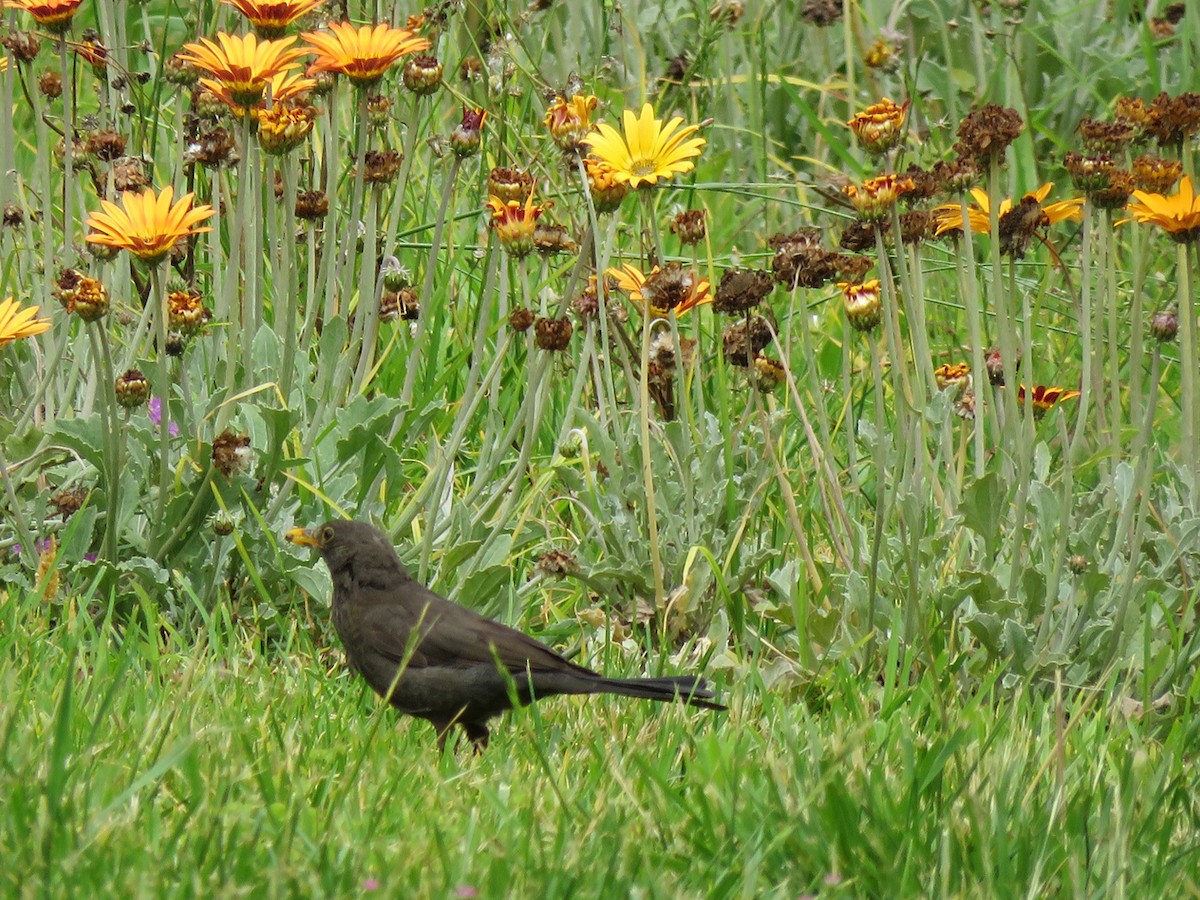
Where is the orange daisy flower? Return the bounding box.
[84,186,215,264]
[0,296,51,348]
[302,21,430,85]
[179,32,306,109]
[933,183,1083,236]
[5,0,84,33]
[221,0,323,38]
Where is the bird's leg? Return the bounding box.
[462,721,490,753]
[431,719,455,753]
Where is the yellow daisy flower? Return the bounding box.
[84,186,215,264]
[584,102,706,189]
[1126,175,1200,242]
[302,21,430,85]
[0,296,51,348]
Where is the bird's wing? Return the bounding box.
[356,578,596,677]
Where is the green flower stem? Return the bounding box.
[873,227,912,416]
[987,158,1019,461]
[865,336,889,665]
[336,89,372,338]
[401,155,462,407]
[278,153,300,403]
[92,322,122,562]
[150,263,171,539]
[380,92,423,259]
[350,188,381,396]
[59,37,75,266]
[1180,241,1198,506]
[576,157,622,432]
[1068,209,1095,469]
[238,114,260,384]
[889,205,934,407]
[1127,218,1148,433]
[638,302,666,610]
[0,432,37,568]
[956,197,988,478]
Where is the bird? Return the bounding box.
[286,519,725,751]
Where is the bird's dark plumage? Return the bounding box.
[286,519,724,750]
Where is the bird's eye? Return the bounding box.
[320,525,335,543]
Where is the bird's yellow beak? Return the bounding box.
[285,527,321,548]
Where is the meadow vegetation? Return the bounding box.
[2,0,1200,894]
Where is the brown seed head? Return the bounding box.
[714,267,773,314]
[954,104,1024,163]
[488,166,534,205]
[534,315,573,351]
[670,209,708,245]
[508,307,536,332]
[722,314,774,365]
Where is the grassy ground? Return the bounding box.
[4,585,1198,897]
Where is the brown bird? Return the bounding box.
[286,520,725,750]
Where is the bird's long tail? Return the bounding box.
[592,675,727,710]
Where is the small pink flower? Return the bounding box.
[361,878,380,891]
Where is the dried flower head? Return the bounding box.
[533,223,577,255]
[534,315,573,351]
[295,189,328,220]
[714,267,773,314]
[954,104,1024,163]
[361,149,402,184]
[212,430,253,477]
[801,0,843,26]
[38,70,62,99]
[1076,116,1137,154]
[670,208,707,245]
[722,314,775,365]
[1131,154,1182,194]
[1144,91,1200,147]
[508,307,535,332]
[49,485,87,520]
[1,29,41,63]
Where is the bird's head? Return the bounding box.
[286,519,401,579]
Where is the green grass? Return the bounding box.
[4,586,1198,897]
